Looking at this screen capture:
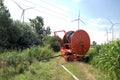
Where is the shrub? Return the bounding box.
[28,45,53,61]
[86,45,101,61]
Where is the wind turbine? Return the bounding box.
[104,28,110,43]
[108,18,120,41]
[72,10,85,30]
[14,1,34,22]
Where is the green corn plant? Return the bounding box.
[91,40,120,80]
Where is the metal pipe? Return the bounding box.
[61,64,79,80]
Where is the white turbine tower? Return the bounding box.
[14,1,34,22]
[107,18,120,41]
[72,10,85,30]
[104,28,110,43]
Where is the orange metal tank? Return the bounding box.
[71,30,90,55]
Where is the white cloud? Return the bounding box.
[4,0,120,44]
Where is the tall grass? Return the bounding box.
[0,45,54,80]
[14,62,53,80]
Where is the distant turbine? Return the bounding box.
[104,28,110,43]
[14,1,34,22]
[107,18,120,41]
[72,10,85,30]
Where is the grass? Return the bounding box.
[0,46,54,80]
[64,61,107,80]
[0,45,108,80]
[12,58,74,80]
[0,55,108,80]
[14,61,53,80]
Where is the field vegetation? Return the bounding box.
[0,0,120,80]
[87,40,120,80]
[0,46,54,80]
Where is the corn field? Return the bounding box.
[91,40,120,80]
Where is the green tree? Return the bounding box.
[0,0,12,48]
[0,0,12,27]
[0,1,51,49]
[29,16,44,35]
[44,26,51,36]
[42,36,61,52]
[92,41,97,46]
[29,16,51,39]
[7,20,23,48]
[15,22,41,49]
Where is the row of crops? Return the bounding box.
[0,46,53,80]
[88,40,120,80]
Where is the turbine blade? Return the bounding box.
[115,23,120,25]
[78,10,80,19]
[105,28,108,32]
[107,18,113,24]
[71,19,79,22]
[25,7,34,10]
[78,10,85,24]
[104,27,109,36]
[104,33,107,36]
[20,11,24,21]
[110,25,113,30]
[13,0,23,10]
[71,18,85,24]
[79,19,86,25]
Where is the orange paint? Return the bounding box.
[54,29,90,62]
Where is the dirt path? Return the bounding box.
[52,58,105,80]
[77,62,96,80]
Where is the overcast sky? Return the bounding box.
[4,0,120,44]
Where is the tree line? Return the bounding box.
[0,0,60,51]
